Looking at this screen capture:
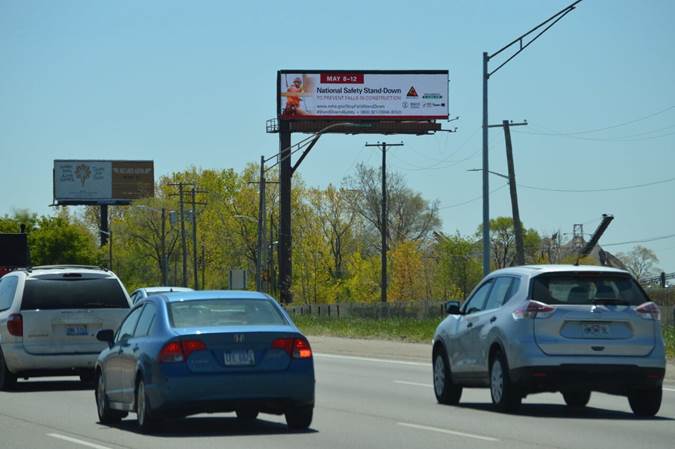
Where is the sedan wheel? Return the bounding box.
[96,374,125,424]
[562,390,591,408]
[136,379,157,432]
[433,352,462,405]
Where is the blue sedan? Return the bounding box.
[94,291,315,432]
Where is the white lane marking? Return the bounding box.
[314,353,429,367]
[47,433,112,449]
[663,387,675,392]
[394,380,433,388]
[398,422,499,442]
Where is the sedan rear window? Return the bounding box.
[21,278,129,310]
[530,273,649,306]
[168,299,287,328]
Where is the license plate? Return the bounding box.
[66,325,88,336]
[224,349,255,366]
[582,322,609,337]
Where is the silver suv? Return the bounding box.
[0,265,131,389]
[432,265,666,416]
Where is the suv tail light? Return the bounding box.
[272,337,312,359]
[7,313,23,337]
[159,339,206,363]
[512,301,555,320]
[634,302,660,321]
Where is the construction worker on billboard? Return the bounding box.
[283,77,305,116]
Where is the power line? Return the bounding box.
[517,175,675,193]
[516,127,675,142]
[438,183,508,210]
[525,105,675,136]
[603,233,675,247]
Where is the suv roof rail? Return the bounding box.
[29,264,109,272]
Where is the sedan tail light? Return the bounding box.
[159,339,206,363]
[7,313,23,337]
[272,337,312,359]
[512,301,555,320]
[634,302,660,321]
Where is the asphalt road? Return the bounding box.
[0,352,673,449]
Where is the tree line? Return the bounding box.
[0,163,662,302]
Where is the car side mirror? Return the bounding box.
[444,300,462,315]
[96,329,115,348]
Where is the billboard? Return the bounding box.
[53,160,154,205]
[278,70,448,121]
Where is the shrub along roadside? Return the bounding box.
[291,315,675,359]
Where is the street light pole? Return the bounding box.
[481,0,582,275]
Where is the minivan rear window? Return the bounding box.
[21,278,129,310]
[530,273,649,306]
[168,299,287,328]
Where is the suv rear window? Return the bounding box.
[530,272,649,306]
[21,278,129,310]
[168,299,287,328]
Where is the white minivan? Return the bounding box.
[0,265,131,389]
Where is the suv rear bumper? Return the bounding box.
[1,343,98,375]
[510,364,665,395]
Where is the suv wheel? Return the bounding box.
[489,352,521,413]
[0,349,17,391]
[96,373,126,424]
[628,387,662,417]
[433,350,462,405]
[562,390,591,408]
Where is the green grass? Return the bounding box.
[290,315,438,343]
[664,325,675,359]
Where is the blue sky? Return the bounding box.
[1,0,674,271]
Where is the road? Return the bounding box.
[0,350,673,449]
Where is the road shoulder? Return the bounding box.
[307,334,675,383]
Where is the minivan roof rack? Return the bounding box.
[29,264,109,272]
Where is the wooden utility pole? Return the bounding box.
[503,120,525,266]
[365,141,404,303]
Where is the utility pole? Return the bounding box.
[256,155,266,291]
[481,0,582,275]
[487,120,528,265]
[190,186,207,290]
[366,141,404,303]
[179,184,188,287]
[201,243,206,289]
[169,182,192,288]
[160,208,167,285]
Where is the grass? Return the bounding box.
[292,314,675,360]
[290,315,438,344]
[664,325,675,359]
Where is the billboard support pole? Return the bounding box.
[100,205,109,247]
[279,120,292,304]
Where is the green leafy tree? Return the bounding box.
[29,210,100,266]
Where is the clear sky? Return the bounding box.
[1,0,674,272]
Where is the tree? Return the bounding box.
[343,163,440,251]
[617,246,660,281]
[433,232,482,299]
[28,210,100,266]
[389,240,425,301]
[476,217,541,269]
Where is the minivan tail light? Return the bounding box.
[7,313,23,337]
[272,337,312,359]
[634,302,660,321]
[512,301,555,320]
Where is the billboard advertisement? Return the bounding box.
[53,160,154,204]
[278,70,448,121]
